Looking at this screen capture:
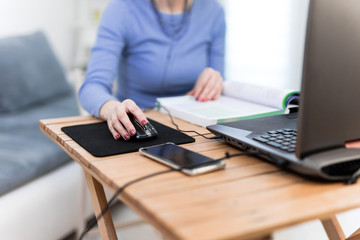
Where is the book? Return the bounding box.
[156,81,299,127]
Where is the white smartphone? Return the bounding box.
[139,142,225,176]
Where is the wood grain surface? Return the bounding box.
[39,110,360,240]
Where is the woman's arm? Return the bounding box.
[78,1,147,140]
[78,0,126,118]
[208,6,226,77]
[187,5,226,101]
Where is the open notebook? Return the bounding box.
[157,81,299,127]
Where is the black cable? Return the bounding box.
[78,168,176,240]
[158,105,222,140]
[78,151,257,240]
[151,106,289,167]
[347,168,360,185]
[148,106,288,167]
[80,99,360,239]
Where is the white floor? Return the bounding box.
[274,208,360,240]
[83,203,162,240]
[83,203,360,240]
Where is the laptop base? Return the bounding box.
[219,133,360,181]
[207,116,360,181]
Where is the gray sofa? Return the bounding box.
[0,31,92,239]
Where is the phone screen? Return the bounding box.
[142,143,215,169]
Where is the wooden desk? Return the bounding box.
[40,111,360,240]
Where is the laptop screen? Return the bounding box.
[297,0,360,158]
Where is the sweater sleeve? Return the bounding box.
[209,6,226,77]
[78,0,128,118]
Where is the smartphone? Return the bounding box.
[139,142,225,176]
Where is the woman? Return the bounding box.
[79,0,225,141]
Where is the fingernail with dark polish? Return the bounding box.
[141,120,147,126]
[130,130,135,136]
[115,134,120,139]
[124,134,130,140]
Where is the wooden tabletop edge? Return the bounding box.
[39,115,98,125]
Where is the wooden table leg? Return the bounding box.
[252,236,272,240]
[245,234,272,240]
[257,235,272,240]
[84,170,117,240]
[321,215,345,240]
[347,227,360,240]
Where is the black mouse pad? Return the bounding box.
[61,119,195,157]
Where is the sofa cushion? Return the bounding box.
[0,31,72,113]
[0,93,79,195]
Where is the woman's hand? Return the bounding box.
[187,67,223,101]
[99,99,148,140]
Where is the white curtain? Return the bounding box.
[220,0,309,90]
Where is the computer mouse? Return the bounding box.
[130,118,158,141]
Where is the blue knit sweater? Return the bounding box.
[79,0,225,117]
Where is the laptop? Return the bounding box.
[207,0,360,181]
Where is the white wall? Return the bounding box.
[0,0,78,70]
[222,0,309,90]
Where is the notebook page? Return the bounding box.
[223,81,298,110]
[157,95,281,127]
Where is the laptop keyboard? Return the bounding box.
[253,128,297,153]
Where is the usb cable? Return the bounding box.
[78,151,259,239]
